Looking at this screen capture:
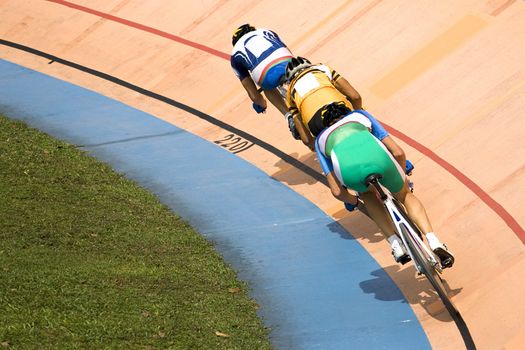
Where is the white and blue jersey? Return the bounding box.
[231,29,292,90]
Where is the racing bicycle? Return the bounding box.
[365,173,476,350]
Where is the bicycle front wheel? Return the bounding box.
[400,225,457,314]
[401,225,476,349]
[392,199,476,348]
[389,197,458,312]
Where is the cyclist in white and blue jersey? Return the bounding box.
[231,24,292,117]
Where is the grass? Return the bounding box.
[0,115,273,349]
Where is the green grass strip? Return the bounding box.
[0,115,273,349]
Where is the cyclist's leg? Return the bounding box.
[372,141,435,236]
[393,176,455,267]
[366,134,433,235]
[260,62,289,115]
[325,171,358,204]
[393,182,432,234]
[359,189,410,263]
[360,190,397,239]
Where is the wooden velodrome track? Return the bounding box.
[1,1,525,348]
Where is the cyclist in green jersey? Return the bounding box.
[310,102,454,267]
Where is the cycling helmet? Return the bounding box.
[321,101,352,127]
[232,24,256,45]
[285,56,312,82]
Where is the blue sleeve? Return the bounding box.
[315,135,333,175]
[230,54,249,81]
[354,109,389,140]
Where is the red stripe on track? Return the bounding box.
[46,0,525,243]
[46,0,230,60]
[490,0,517,16]
[384,124,525,244]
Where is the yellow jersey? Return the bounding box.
[286,64,353,136]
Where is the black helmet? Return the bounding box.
[232,24,256,45]
[285,56,312,82]
[321,101,352,127]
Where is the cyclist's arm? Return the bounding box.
[293,115,315,150]
[286,93,315,149]
[315,135,358,205]
[381,136,406,169]
[241,77,266,108]
[334,76,362,110]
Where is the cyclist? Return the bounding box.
[285,57,409,199]
[231,24,292,117]
[285,58,454,267]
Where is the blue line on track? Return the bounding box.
[0,59,430,350]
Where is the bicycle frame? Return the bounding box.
[366,175,442,274]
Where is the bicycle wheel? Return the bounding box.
[399,225,458,314]
[393,203,477,349]
[391,198,459,316]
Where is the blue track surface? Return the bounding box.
[0,59,431,349]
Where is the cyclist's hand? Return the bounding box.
[287,113,300,140]
[252,102,266,114]
[405,160,415,192]
[344,202,358,212]
[405,159,415,175]
[344,194,360,212]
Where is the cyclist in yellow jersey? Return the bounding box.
[285,57,408,203]
[284,57,454,267]
[285,57,362,143]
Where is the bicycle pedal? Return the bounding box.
[433,247,455,269]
